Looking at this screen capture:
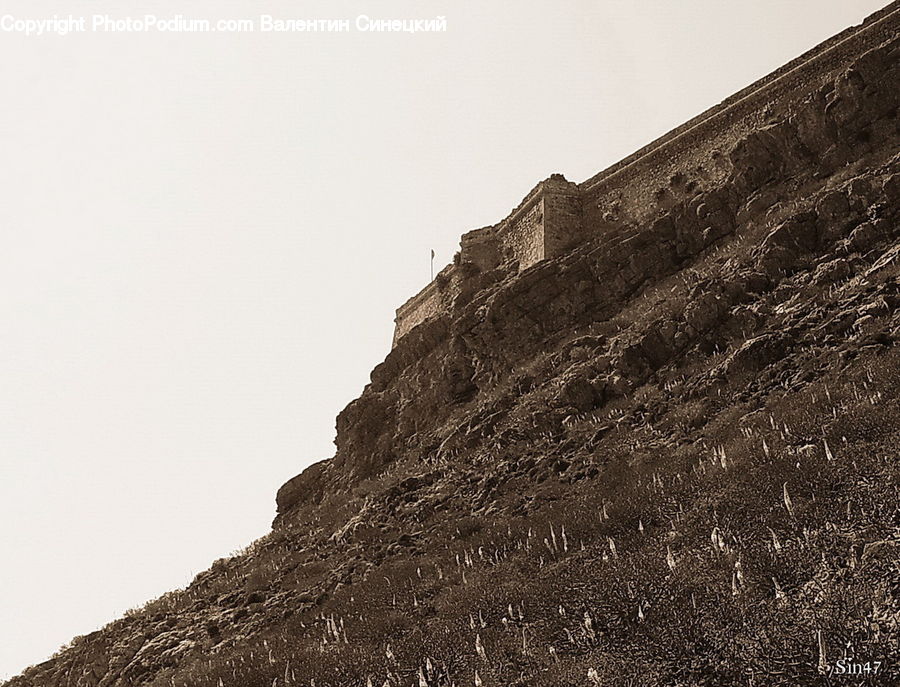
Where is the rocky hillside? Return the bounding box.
[6,14,900,687]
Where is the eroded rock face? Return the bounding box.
[333,391,400,480]
[275,459,328,513]
[313,29,897,497]
[7,19,900,687]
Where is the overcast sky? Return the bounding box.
[0,0,889,679]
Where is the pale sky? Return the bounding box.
[0,0,888,679]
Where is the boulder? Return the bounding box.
[724,332,793,379]
[756,211,819,276]
[557,376,597,412]
[275,459,329,515]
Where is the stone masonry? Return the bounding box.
[393,174,582,345]
[392,0,900,346]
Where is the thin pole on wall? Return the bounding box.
[430,249,435,281]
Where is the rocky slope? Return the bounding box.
[6,14,900,687]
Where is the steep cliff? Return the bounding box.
[6,9,900,687]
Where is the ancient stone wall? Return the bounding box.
[393,181,548,346]
[393,263,474,346]
[499,194,544,269]
[393,177,566,346]
[392,280,442,346]
[542,175,584,259]
[390,2,900,348]
[577,0,900,233]
[459,226,501,272]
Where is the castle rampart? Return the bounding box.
[392,2,900,348]
[392,175,583,346]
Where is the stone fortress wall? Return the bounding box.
[392,175,581,345]
[392,1,900,347]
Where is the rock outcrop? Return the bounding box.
[5,7,900,687]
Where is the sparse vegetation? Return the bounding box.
[6,22,900,687]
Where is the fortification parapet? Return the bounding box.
[393,174,584,347]
[391,0,900,348]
